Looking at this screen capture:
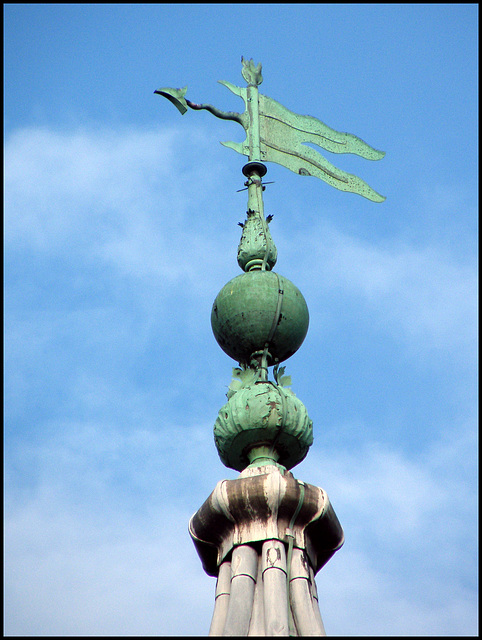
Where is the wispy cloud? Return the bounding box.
[4,418,224,636]
[5,416,477,635]
[285,220,478,358]
[302,426,478,636]
[5,124,478,636]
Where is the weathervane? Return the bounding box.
[155,56,385,202]
[155,58,384,636]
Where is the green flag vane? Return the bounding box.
[155,57,385,202]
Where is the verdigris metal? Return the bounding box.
[237,206,277,272]
[155,56,385,202]
[211,270,309,366]
[213,379,313,471]
[155,57,349,636]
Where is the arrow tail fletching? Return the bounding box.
[154,87,189,115]
[218,80,247,103]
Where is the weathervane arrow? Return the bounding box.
[155,57,385,202]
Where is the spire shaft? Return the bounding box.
[246,83,261,162]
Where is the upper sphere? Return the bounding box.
[211,270,309,365]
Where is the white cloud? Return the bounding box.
[5,127,170,249]
[7,124,476,362]
[281,220,478,361]
[4,124,241,313]
[4,420,222,636]
[319,547,477,636]
[4,124,477,636]
[5,417,477,636]
[5,486,214,635]
[300,422,478,636]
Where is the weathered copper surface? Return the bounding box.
[237,206,277,272]
[189,465,343,635]
[156,57,386,202]
[214,380,313,471]
[211,270,309,366]
[189,465,344,577]
[155,57,356,635]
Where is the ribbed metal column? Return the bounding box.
[222,545,258,636]
[261,539,289,635]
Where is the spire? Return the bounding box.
[194,154,338,633]
[156,57,385,636]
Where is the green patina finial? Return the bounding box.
[237,160,277,273]
[155,58,386,472]
[211,270,309,367]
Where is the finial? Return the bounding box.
[241,57,263,86]
[214,376,313,471]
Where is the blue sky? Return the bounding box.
[4,4,478,636]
